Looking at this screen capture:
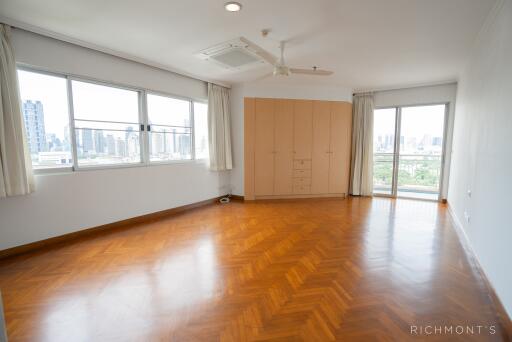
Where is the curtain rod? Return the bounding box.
[352,92,374,97]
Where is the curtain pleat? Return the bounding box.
[0,24,34,198]
[349,94,374,196]
[207,83,232,171]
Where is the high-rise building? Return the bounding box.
[179,134,190,157]
[94,130,105,153]
[63,125,71,152]
[82,129,93,153]
[124,127,139,157]
[151,133,164,155]
[432,137,443,146]
[126,134,139,157]
[116,138,126,157]
[22,100,47,154]
[46,133,62,151]
[172,128,178,154]
[106,134,116,155]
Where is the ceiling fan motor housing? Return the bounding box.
[273,64,290,76]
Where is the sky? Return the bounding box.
[374,105,446,143]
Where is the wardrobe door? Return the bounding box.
[293,100,313,159]
[274,99,294,195]
[254,98,275,196]
[328,102,352,194]
[293,100,313,194]
[311,101,331,194]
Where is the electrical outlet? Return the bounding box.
[464,210,470,223]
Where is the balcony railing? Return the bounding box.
[373,153,442,198]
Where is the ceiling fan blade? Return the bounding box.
[290,68,334,76]
[239,37,277,65]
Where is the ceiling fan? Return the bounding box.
[265,41,334,77]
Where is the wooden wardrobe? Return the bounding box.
[244,97,352,200]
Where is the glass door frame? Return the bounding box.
[373,102,450,202]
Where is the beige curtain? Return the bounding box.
[0,24,34,197]
[207,83,232,171]
[349,93,374,196]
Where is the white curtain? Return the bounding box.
[0,24,34,198]
[207,83,232,171]
[349,93,374,196]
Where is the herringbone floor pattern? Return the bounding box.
[0,197,508,341]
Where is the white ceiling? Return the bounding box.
[0,0,496,90]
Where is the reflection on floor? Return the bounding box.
[0,197,507,341]
[374,188,439,201]
[397,190,439,200]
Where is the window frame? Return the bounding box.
[17,64,208,174]
[145,90,195,164]
[69,76,145,170]
[372,102,450,202]
[17,66,74,173]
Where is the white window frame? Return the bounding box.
[146,90,195,164]
[17,64,207,174]
[69,77,145,171]
[372,102,450,202]
[17,66,74,174]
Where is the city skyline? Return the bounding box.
[22,98,195,166]
[22,99,72,167]
[374,133,443,154]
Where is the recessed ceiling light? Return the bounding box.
[225,2,242,12]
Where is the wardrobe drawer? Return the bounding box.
[293,169,311,178]
[293,159,312,170]
[293,177,312,186]
[293,184,311,194]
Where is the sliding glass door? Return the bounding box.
[373,104,447,200]
[373,108,397,195]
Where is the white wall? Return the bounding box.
[12,29,207,100]
[0,29,230,250]
[229,82,353,196]
[374,83,458,199]
[448,0,512,316]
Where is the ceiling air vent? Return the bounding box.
[196,37,271,71]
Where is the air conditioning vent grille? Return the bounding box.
[210,48,260,68]
[195,37,268,70]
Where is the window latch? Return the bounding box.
[140,124,145,132]
[147,125,151,132]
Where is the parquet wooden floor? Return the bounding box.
[0,197,509,341]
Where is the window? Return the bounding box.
[71,80,142,167]
[372,105,447,201]
[17,67,208,172]
[17,70,73,169]
[147,93,192,162]
[193,102,209,159]
[373,108,397,195]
